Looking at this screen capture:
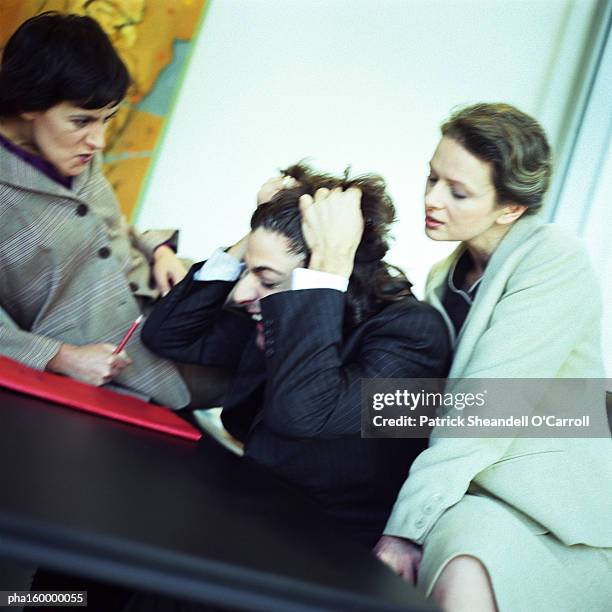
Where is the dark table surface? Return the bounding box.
[0,388,436,611]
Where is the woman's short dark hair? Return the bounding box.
[251,163,412,328]
[0,12,130,116]
[441,103,552,213]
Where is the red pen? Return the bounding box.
[113,314,143,355]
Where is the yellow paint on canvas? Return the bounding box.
[105,110,164,217]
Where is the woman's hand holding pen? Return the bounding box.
[47,343,132,386]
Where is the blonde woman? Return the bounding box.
[372,103,612,611]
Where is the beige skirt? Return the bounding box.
[418,493,612,612]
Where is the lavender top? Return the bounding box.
[0,132,73,189]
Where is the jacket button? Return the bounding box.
[129,282,139,292]
[76,204,88,216]
[422,504,434,515]
[415,518,425,529]
[98,246,111,259]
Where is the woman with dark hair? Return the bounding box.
[371,104,612,611]
[142,163,451,545]
[0,12,129,122]
[0,12,209,407]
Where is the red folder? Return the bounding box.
[0,356,201,442]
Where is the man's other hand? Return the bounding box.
[256,174,299,205]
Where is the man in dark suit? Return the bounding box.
[143,164,450,546]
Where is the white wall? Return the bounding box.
[547,3,612,379]
[137,0,596,296]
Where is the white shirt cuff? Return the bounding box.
[290,268,349,292]
[193,247,244,282]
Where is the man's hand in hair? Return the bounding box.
[256,174,299,205]
[299,187,364,279]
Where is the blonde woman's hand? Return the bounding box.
[373,535,422,585]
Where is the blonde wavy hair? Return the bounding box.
[441,103,552,213]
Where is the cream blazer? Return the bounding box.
[385,214,612,547]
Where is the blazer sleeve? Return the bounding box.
[258,288,450,439]
[141,263,254,368]
[0,303,62,371]
[384,232,603,544]
[129,227,179,262]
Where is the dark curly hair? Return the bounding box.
[251,162,412,328]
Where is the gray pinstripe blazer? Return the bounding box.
[0,145,189,409]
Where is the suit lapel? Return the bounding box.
[223,334,266,411]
